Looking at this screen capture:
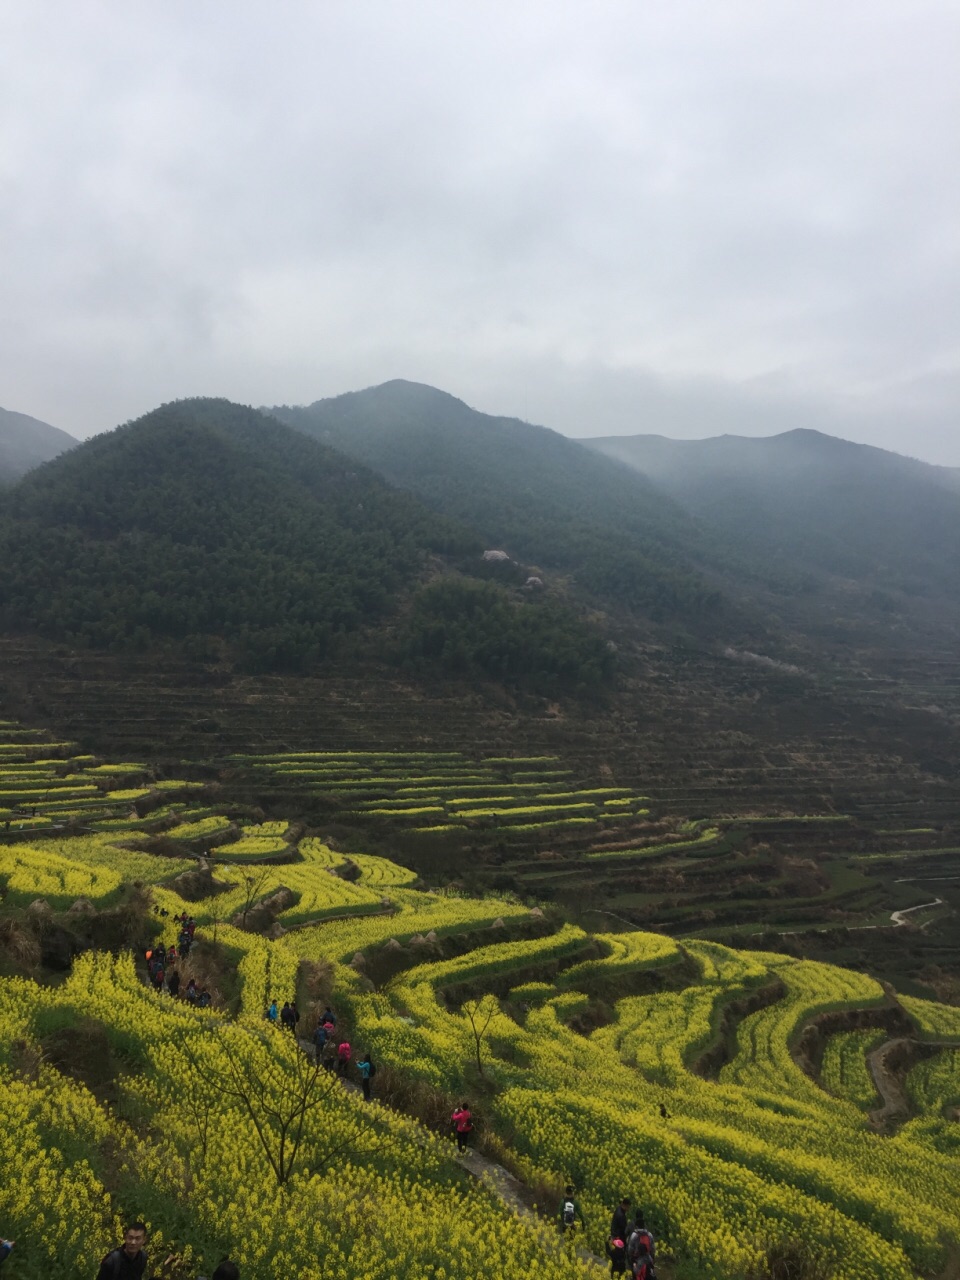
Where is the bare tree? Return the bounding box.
[462,994,498,1078]
[237,866,273,929]
[180,1025,363,1187]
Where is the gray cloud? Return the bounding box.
[1,1,957,462]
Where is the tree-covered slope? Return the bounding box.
[0,398,614,692]
[0,398,478,671]
[270,381,724,625]
[582,429,960,610]
[0,406,76,484]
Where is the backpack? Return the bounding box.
[627,1229,654,1264]
[367,1059,377,1077]
[562,1198,576,1225]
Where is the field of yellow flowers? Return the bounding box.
[0,726,958,1278]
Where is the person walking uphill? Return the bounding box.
[356,1051,376,1101]
[450,1102,473,1153]
[558,1185,583,1235]
[336,1039,352,1077]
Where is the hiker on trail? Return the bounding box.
[313,1021,329,1062]
[658,1102,668,1119]
[198,989,212,1009]
[291,1003,301,1034]
[320,1006,336,1027]
[96,1222,150,1279]
[450,1102,473,1153]
[185,979,198,1005]
[280,1002,295,1032]
[336,1040,352,1076]
[266,999,278,1023]
[0,1238,13,1267]
[610,1198,631,1242]
[356,1052,376,1101]
[167,970,181,1000]
[186,918,196,939]
[151,966,165,993]
[629,1233,655,1280]
[558,1185,583,1234]
[625,1214,656,1274]
[321,1040,338,1072]
[607,1234,627,1278]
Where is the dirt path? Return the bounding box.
[296,1039,609,1271]
[457,1146,608,1272]
[889,897,943,927]
[803,895,946,935]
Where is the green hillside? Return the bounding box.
[0,398,477,671]
[270,381,725,626]
[0,398,612,692]
[582,429,960,643]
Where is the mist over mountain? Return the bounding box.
[0,406,76,484]
[580,429,960,635]
[273,381,960,658]
[270,380,725,627]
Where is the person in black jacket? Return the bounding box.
[610,1197,631,1241]
[96,1223,149,1280]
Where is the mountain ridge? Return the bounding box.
[0,405,77,484]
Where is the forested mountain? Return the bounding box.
[0,406,76,483]
[270,381,725,627]
[0,398,613,688]
[581,429,960,642]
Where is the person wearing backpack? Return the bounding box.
[96,1222,150,1279]
[0,1238,13,1268]
[630,1236,655,1280]
[450,1102,473,1153]
[356,1051,376,1101]
[625,1214,656,1275]
[558,1185,583,1235]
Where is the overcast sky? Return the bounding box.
[2,2,958,464]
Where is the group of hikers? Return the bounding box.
[557,1192,657,1279]
[139,932,660,1276]
[265,1000,379,1100]
[143,915,217,1005]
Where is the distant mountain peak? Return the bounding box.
[0,406,77,484]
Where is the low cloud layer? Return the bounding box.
[1,2,957,463]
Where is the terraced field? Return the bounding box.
[0,718,958,1278]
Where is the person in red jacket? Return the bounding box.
[450,1102,473,1153]
[337,1040,352,1076]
